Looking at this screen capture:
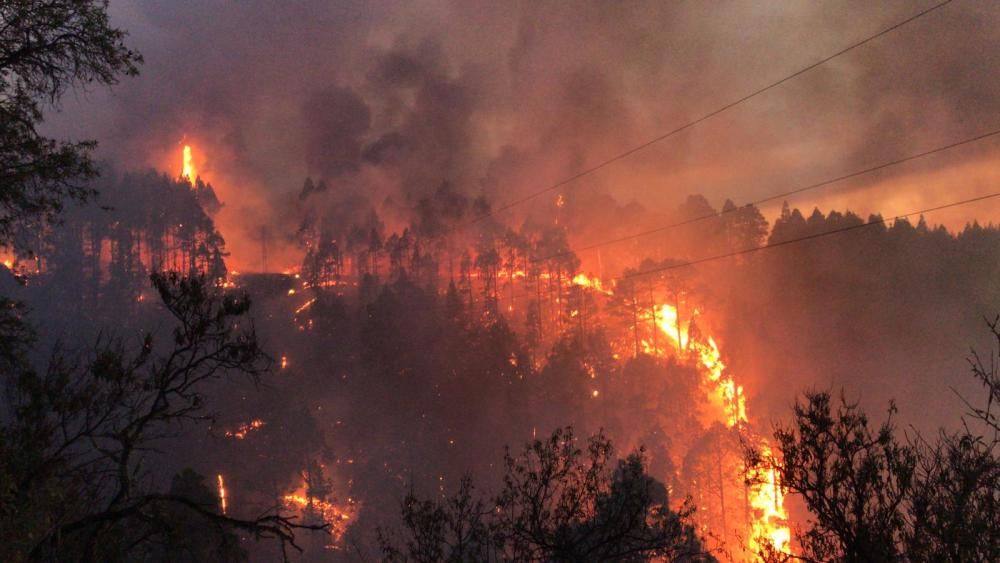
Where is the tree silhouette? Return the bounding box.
[0,0,141,255]
[380,427,715,562]
[0,274,327,561]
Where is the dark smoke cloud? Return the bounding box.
[43,0,1000,269]
[302,87,371,179]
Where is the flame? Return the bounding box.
[225,419,265,439]
[295,298,317,315]
[499,269,527,279]
[654,303,788,556]
[287,264,789,555]
[656,305,745,426]
[656,304,689,352]
[283,493,353,523]
[572,273,613,295]
[217,474,227,514]
[747,443,791,554]
[182,144,197,183]
[283,481,359,547]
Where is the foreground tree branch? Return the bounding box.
[0,0,141,255]
[1,274,327,562]
[379,427,716,562]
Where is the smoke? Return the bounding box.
[302,87,371,180]
[42,0,1000,270]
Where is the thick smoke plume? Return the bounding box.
[44,0,1000,270]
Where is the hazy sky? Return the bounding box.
[45,0,1000,269]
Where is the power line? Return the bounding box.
[292,192,1000,322]
[623,191,1000,279]
[533,126,1000,263]
[326,190,1000,316]
[452,0,955,233]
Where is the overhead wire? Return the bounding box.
[291,0,979,313]
[532,127,1000,263]
[446,0,956,234]
[623,191,1000,279]
[298,189,1000,315]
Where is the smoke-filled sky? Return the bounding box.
[46,0,1000,270]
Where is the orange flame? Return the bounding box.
[572,273,613,295]
[747,443,791,554]
[283,481,359,548]
[182,144,197,183]
[224,419,265,440]
[295,298,317,315]
[654,303,788,556]
[217,474,227,514]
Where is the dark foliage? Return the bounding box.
[0,0,141,253]
[0,274,326,562]
[380,427,714,562]
[750,320,1000,562]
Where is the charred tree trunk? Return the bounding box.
[648,281,658,354]
[631,287,640,358]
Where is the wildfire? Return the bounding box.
[282,483,359,547]
[572,273,613,295]
[658,306,747,427]
[499,269,527,279]
[224,419,265,439]
[284,257,790,556]
[654,303,788,556]
[283,494,353,523]
[747,443,791,554]
[217,474,228,514]
[182,144,197,183]
[295,298,317,315]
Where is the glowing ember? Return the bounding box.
[280,356,288,370]
[182,144,197,183]
[217,474,228,514]
[295,298,317,315]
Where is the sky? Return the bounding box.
[44,0,1000,271]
